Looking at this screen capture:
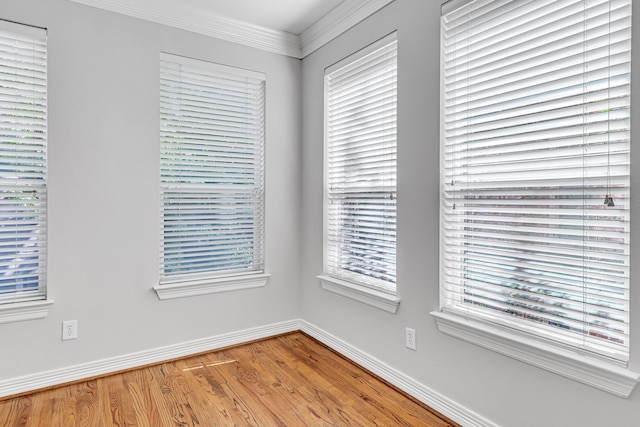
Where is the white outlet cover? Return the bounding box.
[62,320,78,340]
[405,327,416,350]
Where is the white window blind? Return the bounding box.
[160,53,265,284]
[441,0,631,362]
[0,21,47,305]
[325,33,397,293]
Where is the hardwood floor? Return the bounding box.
[0,332,458,427]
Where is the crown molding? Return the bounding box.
[68,0,302,58]
[68,0,394,59]
[299,0,395,57]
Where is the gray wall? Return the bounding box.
[301,1,640,426]
[1,0,302,378]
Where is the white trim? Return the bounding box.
[0,319,299,399]
[317,275,400,314]
[154,273,270,300]
[67,0,301,57]
[300,0,396,57]
[67,0,394,59]
[0,300,54,324]
[431,310,640,398]
[299,320,497,427]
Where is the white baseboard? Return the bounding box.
[0,318,496,426]
[299,320,498,427]
[0,319,300,399]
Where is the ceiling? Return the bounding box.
[185,0,346,35]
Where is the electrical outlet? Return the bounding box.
[405,327,416,350]
[62,320,77,341]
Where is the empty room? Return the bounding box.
[1,0,639,426]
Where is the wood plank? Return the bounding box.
[244,339,377,425]
[280,334,454,426]
[122,367,162,427]
[0,395,31,427]
[99,372,138,426]
[0,332,459,427]
[73,379,101,427]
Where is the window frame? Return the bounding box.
[318,32,400,313]
[432,0,639,396]
[0,19,53,323]
[154,53,269,300]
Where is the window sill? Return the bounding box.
[431,310,639,397]
[154,273,270,300]
[0,299,54,324]
[317,275,400,314]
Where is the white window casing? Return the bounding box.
[0,20,52,322]
[156,53,268,299]
[319,32,399,312]
[435,0,639,395]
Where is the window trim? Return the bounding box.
[317,274,400,313]
[431,310,639,397]
[154,273,270,300]
[321,32,399,307]
[0,299,54,324]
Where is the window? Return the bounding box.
[435,0,637,395]
[0,20,51,323]
[156,53,268,300]
[317,33,399,313]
